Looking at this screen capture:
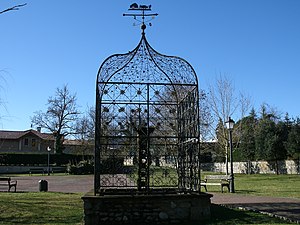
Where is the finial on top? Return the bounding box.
[123,3,158,34]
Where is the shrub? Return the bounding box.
[67,160,94,175]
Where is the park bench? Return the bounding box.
[29,168,45,175]
[200,175,230,193]
[0,177,17,192]
[51,167,66,174]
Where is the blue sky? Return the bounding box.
[1,0,300,131]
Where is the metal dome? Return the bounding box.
[97,32,198,86]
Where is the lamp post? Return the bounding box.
[225,117,235,193]
[47,146,51,176]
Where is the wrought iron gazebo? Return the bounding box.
[94,5,201,195]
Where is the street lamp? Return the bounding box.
[47,146,51,176]
[225,117,235,193]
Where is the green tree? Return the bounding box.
[254,104,287,174]
[275,120,289,159]
[236,108,257,161]
[255,116,274,157]
[285,117,300,173]
[286,118,300,157]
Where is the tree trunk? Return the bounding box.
[55,133,64,154]
[298,156,300,175]
[247,160,251,174]
[275,160,279,175]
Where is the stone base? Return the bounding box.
[82,190,212,225]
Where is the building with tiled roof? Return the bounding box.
[0,129,54,153]
[0,129,93,154]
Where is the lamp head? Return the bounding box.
[225,117,235,130]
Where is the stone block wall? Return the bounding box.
[82,192,212,225]
[201,160,300,174]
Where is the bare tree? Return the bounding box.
[31,85,80,154]
[1,3,27,122]
[0,3,27,15]
[206,74,251,173]
[199,90,213,141]
[73,106,95,156]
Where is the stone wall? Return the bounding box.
[82,192,212,225]
[201,160,300,174]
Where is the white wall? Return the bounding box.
[201,160,300,174]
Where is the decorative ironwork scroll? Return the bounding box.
[95,5,200,195]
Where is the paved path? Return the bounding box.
[4,175,300,223]
[210,192,300,223]
[10,175,94,193]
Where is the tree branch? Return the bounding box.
[0,3,27,15]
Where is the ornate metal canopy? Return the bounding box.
[95,5,200,195]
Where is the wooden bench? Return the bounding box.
[200,175,230,193]
[0,177,17,192]
[51,167,66,174]
[29,168,45,175]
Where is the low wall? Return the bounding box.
[201,160,300,174]
[0,166,66,174]
[82,191,212,225]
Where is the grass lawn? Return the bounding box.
[0,173,298,224]
[201,173,300,198]
[0,193,297,224]
[0,191,294,225]
[0,192,83,224]
[205,204,294,225]
[236,174,300,198]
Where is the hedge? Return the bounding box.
[0,153,93,166]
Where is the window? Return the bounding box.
[24,138,28,146]
[32,138,36,147]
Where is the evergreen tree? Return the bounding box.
[254,104,287,174]
[275,120,289,160]
[236,108,257,161]
[285,117,300,160]
[255,115,275,160]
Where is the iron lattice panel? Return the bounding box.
[95,33,200,195]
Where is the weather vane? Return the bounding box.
[123,3,158,32]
